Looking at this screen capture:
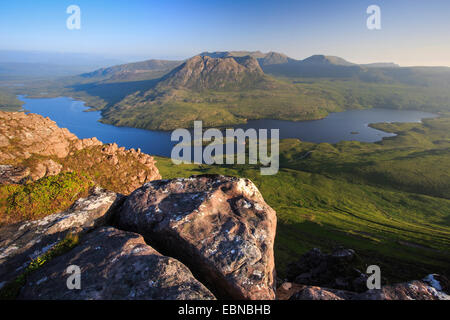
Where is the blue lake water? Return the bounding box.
[18,95,438,157]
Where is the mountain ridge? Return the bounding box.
[157,55,266,90]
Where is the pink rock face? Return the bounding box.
[117,175,277,300]
[163,55,264,90]
[289,285,358,300]
[0,188,121,289]
[18,227,216,300]
[0,112,161,192]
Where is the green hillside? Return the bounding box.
[6,52,450,131]
[154,115,450,281]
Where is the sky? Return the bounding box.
[1,0,450,66]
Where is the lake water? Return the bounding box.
[18,95,438,157]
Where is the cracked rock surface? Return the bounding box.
[0,188,120,289]
[117,174,277,300]
[18,227,215,300]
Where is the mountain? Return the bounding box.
[99,54,326,130]
[261,54,363,78]
[8,50,450,131]
[200,50,267,59]
[80,59,183,82]
[200,50,295,66]
[300,55,356,66]
[361,62,400,68]
[158,55,266,90]
[258,52,294,66]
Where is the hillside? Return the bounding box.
[158,55,266,90]
[4,50,450,131]
[154,114,450,282]
[99,55,338,130]
[79,59,183,82]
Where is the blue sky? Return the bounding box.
[1,0,449,66]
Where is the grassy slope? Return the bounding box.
[154,116,450,282]
[100,80,339,130]
[89,77,450,130]
[279,116,450,199]
[4,64,450,131]
[0,90,23,111]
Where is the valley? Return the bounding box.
[3,51,450,130]
[1,50,449,287]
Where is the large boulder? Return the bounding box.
[117,175,277,300]
[0,188,121,289]
[18,227,215,300]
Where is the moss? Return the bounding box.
[0,172,93,225]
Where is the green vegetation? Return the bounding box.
[0,172,93,225]
[6,53,450,131]
[0,89,23,111]
[0,233,79,300]
[154,115,450,282]
[1,52,449,283]
[102,70,450,131]
[101,82,337,130]
[278,116,450,199]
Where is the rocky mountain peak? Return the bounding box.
[259,51,291,65]
[159,55,265,90]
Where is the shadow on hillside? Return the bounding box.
[69,78,162,107]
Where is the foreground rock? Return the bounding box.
[278,281,449,300]
[0,188,120,289]
[356,280,450,300]
[19,227,215,300]
[289,286,356,300]
[280,246,450,300]
[286,247,368,292]
[0,111,161,194]
[117,175,277,300]
[0,111,81,160]
[0,165,31,184]
[276,282,356,300]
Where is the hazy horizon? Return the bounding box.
[1,49,449,69]
[1,0,450,67]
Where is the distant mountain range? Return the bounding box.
[80,59,183,82]
[82,51,402,82]
[0,51,125,79]
[75,51,450,88]
[9,50,450,130]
